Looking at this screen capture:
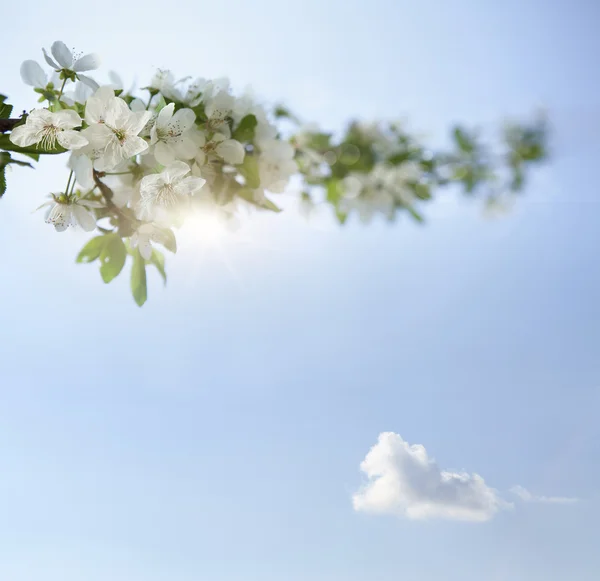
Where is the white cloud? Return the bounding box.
[353,432,509,522]
[509,485,579,505]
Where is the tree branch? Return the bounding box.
[0,118,24,133]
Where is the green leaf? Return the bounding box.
[326,179,343,204]
[0,134,66,156]
[0,165,6,198]
[148,249,167,285]
[239,154,260,189]
[453,127,475,154]
[7,158,33,168]
[236,188,281,212]
[407,206,425,223]
[387,152,411,165]
[76,235,107,263]
[153,226,177,253]
[305,132,332,152]
[335,209,348,224]
[261,196,282,212]
[274,105,291,119]
[0,102,13,120]
[155,95,167,114]
[413,183,431,200]
[131,249,148,307]
[232,114,257,142]
[99,234,127,283]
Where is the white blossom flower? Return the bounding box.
[42,41,100,89]
[20,60,47,89]
[130,223,166,259]
[9,109,88,151]
[36,193,103,232]
[82,96,152,171]
[150,103,198,165]
[139,161,206,215]
[62,81,93,106]
[193,131,245,166]
[378,161,421,205]
[186,76,230,106]
[203,90,235,132]
[257,139,297,193]
[149,69,190,101]
[84,86,117,124]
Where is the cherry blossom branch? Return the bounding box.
[0,118,24,133]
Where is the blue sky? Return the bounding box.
[1,0,599,580]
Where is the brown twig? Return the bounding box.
[0,118,24,133]
[92,170,140,236]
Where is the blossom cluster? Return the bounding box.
[0,41,547,305]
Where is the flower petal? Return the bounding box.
[172,136,199,160]
[129,98,146,112]
[20,60,47,88]
[54,109,83,129]
[162,161,191,183]
[51,41,73,69]
[139,237,153,260]
[57,130,88,150]
[68,153,95,190]
[175,176,206,196]
[108,71,124,90]
[126,110,152,136]
[46,203,72,231]
[77,74,100,91]
[42,48,59,70]
[170,108,196,132]
[9,125,39,148]
[84,86,115,124]
[215,139,245,165]
[121,135,149,159]
[154,141,176,166]
[93,142,122,171]
[73,53,101,72]
[156,102,175,129]
[72,204,97,231]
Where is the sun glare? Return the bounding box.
[177,205,239,250]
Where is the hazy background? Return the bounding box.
[1,1,599,580]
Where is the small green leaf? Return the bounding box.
[453,127,475,154]
[274,105,292,119]
[261,196,282,212]
[413,183,431,200]
[7,158,33,168]
[236,188,281,212]
[336,209,348,225]
[305,132,332,152]
[99,234,127,283]
[232,114,257,142]
[148,249,167,285]
[76,236,108,263]
[0,165,6,198]
[131,249,148,307]
[153,226,177,253]
[155,95,167,114]
[0,102,13,120]
[239,154,260,189]
[326,179,343,204]
[407,206,425,223]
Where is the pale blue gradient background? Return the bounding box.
[1,1,599,580]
